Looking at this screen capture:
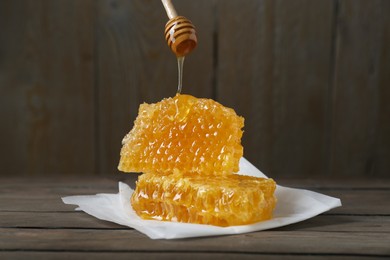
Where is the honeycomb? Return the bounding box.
[131,172,276,226]
[118,94,244,175]
[119,94,277,226]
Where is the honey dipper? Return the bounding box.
[161,0,197,57]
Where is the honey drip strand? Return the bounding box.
[177,56,184,94]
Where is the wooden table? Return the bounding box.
[1,176,389,259]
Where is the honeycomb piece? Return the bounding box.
[118,94,244,175]
[131,172,277,227]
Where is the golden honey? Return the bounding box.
[131,172,276,226]
[118,94,244,176]
[119,94,276,226]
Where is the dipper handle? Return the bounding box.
[161,0,177,19]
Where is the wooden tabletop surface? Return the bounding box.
[1,176,389,259]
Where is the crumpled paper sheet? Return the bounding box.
[62,158,341,239]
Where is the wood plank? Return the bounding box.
[376,0,390,178]
[317,189,390,215]
[275,215,390,233]
[0,175,138,197]
[0,198,76,212]
[0,252,381,260]
[0,0,95,176]
[1,229,389,256]
[96,0,214,175]
[1,177,388,189]
[276,178,390,189]
[330,0,390,178]
[1,212,389,233]
[0,212,122,229]
[1,187,389,215]
[2,252,382,260]
[216,0,334,178]
[0,175,134,186]
[0,183,119,198]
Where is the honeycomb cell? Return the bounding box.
[131,172,277,226]
[118,94,244,175]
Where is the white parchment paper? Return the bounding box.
[62,158,341,239]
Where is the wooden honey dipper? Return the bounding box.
[161,0,197,57]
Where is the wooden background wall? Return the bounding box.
[1,0,389,178]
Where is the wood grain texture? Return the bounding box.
[96,0,160,176]
[0,177,389,258]
[1,189,389,214]
[1,212,389,233]
[0,252,377,260]
[330,0,390,177]
[1,178,389,215]
[0,0,389,178]
[216,0,334,177]
[96,0,214,175]
[0,0,95,176]
[1,176,388,189]
[1,229,389,256]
